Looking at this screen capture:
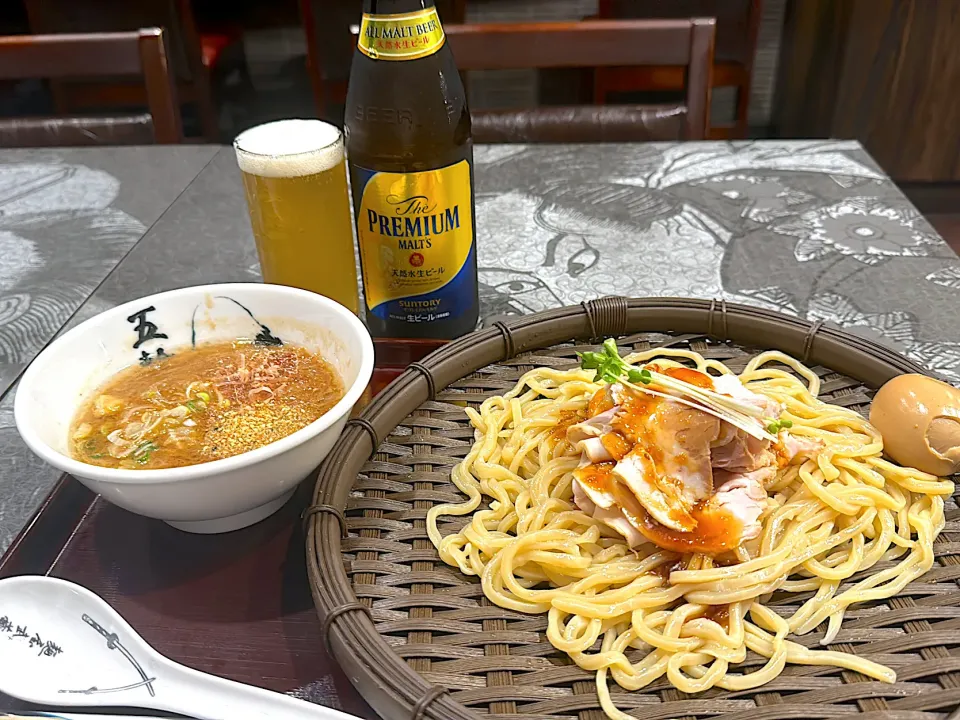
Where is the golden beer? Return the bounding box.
[234,119,359,313]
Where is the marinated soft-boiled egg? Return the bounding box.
[870,373,960,476]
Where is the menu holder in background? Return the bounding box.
[0,336,446,717]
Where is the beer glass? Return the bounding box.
[234,119,359,313]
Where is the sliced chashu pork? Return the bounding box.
[570,382,721,531]
[711,422,822,472]
[710,374,780,471]
[711,466,775,542]
[567,384,625,508]
[610,398,720,532]
[712,429,775,472]
[574,466,773,553]
[569,405,619,466]
[567,383,625,443]
[568,406,618,443]
[572,478,645,547]
[708,373,826,470]
[567,372,812,554]
[780,432,823,463]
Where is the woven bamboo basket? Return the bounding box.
[306,297,960,720]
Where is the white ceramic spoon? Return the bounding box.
[5,714,170,719]
[0,575,359,720]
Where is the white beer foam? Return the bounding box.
[234,119,343,178]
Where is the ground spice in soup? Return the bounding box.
[70,341,344,470]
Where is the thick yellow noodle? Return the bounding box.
[426,349,954,719]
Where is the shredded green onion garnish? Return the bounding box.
[133,441,158,464]
[765,418,793,434]
[578,338,778,442]
[185,399,206,413]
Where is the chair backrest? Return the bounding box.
[600,0,758,65]
[300,0,466,120]
[341,18,716,141]
[23,0,197,83]
[300,0,361,113]
[0,28,182,145]
[445,19,716,141]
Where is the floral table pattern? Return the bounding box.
[474,140,960,382]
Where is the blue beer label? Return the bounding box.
[351,159,476,326]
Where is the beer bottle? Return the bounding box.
[345,0,479,339]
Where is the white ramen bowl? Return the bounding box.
[14,283,374,534]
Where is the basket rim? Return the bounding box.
[306,296,932,720]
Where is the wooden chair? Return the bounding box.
[451,19,715,142]
[337,18,715,142]
[0,28,182,145]
[300,0,360,123]
[596,0,762,139]
[301,0,481,123]
[23,0,219,142]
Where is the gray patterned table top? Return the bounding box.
[1,139,957,553]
